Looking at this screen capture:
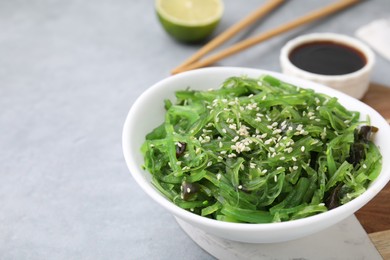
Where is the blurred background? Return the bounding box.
[0,0,389,259]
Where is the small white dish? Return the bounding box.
[280,33,375,99]
[122,67,390,243]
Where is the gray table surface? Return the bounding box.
[1,1,389,259]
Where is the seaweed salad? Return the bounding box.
[141,75,382,223]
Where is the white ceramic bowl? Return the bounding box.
[122,67,390,243]
[280,33,375,99]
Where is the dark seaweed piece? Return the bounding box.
[181,181,200,201]
[356,126,379,143]
[347,125,379,166]
[347,143,366,166]
[325,183,343,210]
[176,142,187,158]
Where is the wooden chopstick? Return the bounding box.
[172,0,360,74]
[171,0,285,74]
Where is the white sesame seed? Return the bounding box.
[222,129,227,134]
[363,164,367,169]
[267,125,273,129]
[232,136,239,142]
[273,129,282,134]
[301,146,305,152]
[217,173,222,180]
[187,187,191,193]
[280,156,285,160]
[277,166,283,170]
[262,169,268,174]
[219,142,223,148]
[238,185,243,189]
[293,166,298,170]
[292,156,297,161]
[207,161,212,167]
[176,161,182,165]
[274,175,278,182]
[229,124,237,130]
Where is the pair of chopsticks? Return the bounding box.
[172,0,360,75]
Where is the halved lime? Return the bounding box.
[156,0,224,43]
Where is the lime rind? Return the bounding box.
[157,12,220,43]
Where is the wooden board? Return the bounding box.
[361,83,390,121]
[369,230,390,260]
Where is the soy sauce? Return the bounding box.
[289,41,366,75]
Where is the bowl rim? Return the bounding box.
[280,32,375,81]
[122,66,390,233]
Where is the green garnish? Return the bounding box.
[141,75,382,223]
